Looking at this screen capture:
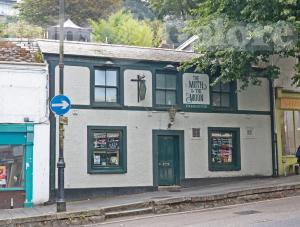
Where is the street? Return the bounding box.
[87,195,300,227]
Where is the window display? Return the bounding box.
[0,145,24,188]
[211,132,233,164]
[88,126,127,174]
[93,132,120,167]
[208,128,240,171]
[281,111,300,155]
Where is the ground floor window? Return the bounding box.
[0,145,24,188]
[87,126,127,174]
[208,127,241,171]
[281,110,300,156]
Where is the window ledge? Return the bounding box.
[88,168,127,174]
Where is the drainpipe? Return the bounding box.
[270,79,278,176]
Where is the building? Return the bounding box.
[0,41,49,209]
[0,0,17,22]
[177,36,300,176]
[273,56,300,175]
[38,39,274,199]
[47,19,92,42]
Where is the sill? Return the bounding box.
[154,105,182,111]
[91,103,123,109]
[209,165,241,171]
[88,168,127,174]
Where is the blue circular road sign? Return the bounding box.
[50,95,71,116]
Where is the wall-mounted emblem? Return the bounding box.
[131,75,147,102]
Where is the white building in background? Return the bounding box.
[0,41,49,209]
[0,0,18,22]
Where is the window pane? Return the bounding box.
[93,133,107,148]
[107,132,120,149]
[106,70,117,86]
[212,83,221,92]
[221,94,230,107]
[95,88,105,102]
[106,88,117,102]
[295,112,300,151]
[212,93,221,106]
[166,74,177,89]
[156,90,166,105]
[281,111,296,155]
[221,83,230,92]
[107,151,119,166]
[0,145,24,188]
[156,74,165,89]
[95,70,106,86]
[211,132,233,164]
[166,91,176,105]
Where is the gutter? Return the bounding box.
[270,79,278,176]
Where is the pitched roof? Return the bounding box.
[176,35,199,51]
[0,41,37,63]
[38,39,198,63]
[53,19,84,29]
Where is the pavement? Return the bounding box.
[1,175,300,226]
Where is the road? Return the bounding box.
[85,195,300,227]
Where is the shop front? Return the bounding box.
[0,124,33,209]
[276,88,300,175]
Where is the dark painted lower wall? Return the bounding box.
[63,186,157,201]
[0,190,25,209]
[181,176,270,188]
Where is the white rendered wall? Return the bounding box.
[62,109,272,189]
[0,63,48,123]
[55,65,90,105]
[124,69,152,107]
[238,78,270,111]
[55,66,272,189]
[32,123,50,204]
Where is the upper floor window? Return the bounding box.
[211,80,236,109]
[155,73,177,106]
[94,68,119,105]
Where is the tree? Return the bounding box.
[183,0,300,88]
[89,10,163,47]
[3,20,44,39]
[148,0,198,19]
[17,0,122,28]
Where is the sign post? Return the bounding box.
[52,0,68,213]
[50,95,71,213]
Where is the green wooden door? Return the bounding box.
[158,135,179,186]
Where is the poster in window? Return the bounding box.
[107,133,120,149]
[0,166,6,186]
[93,154,101,165]
[211,134,233,164]
[94,133,107,148]
[183,73,210,108]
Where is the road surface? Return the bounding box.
[85,195,300,227]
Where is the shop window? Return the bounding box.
[155,72,177,106]
[208,128,241,171]
[0,145,24,188]
[87,126,127,174]
[93,68,120,105]
[211,79,236,109]
[281,111,300,155]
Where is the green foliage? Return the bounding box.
[0,23,6,37]
[89,10,163,47]
[184,0,300,88]
[17,0,122,28]
[2,21,43,39]
[149,0,198,19]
